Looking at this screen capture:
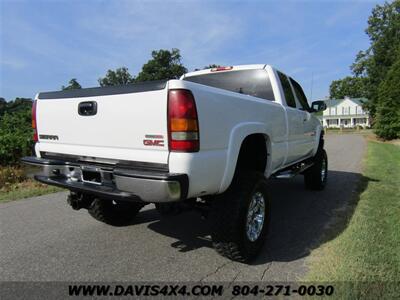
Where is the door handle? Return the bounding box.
[78,101,97,116]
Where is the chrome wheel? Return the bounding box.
[321,156,327,182]
[246,191,265,242]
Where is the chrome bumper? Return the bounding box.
[21,156,188,203]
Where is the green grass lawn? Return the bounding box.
[306,141,400,298]
[325,128,373,135]
[0,165,63,203]
[0,180,63,203]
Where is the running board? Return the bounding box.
[273,161,314,179]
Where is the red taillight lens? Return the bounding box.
[32,100,38,142]
[168,90,199,152]
[211,66,233,72]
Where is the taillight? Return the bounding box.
[211,66,233,72]
[32,100,38,142]
[168,89,199,152]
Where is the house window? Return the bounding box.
[354,118,366,125]
[342,106,350,115]
[328,119,338,126]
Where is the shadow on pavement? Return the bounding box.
[145,169,377,264]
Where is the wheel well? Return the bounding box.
[318,130,325,150]
[235,134,268,175]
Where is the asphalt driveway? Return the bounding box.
[0,134,366,281]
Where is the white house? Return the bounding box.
[321,97,370,128]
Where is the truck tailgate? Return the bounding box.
[35,81,169,165]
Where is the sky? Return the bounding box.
[0,0,384,102]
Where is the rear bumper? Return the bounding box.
[21,156,188,203]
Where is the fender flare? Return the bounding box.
[218,122,272,193]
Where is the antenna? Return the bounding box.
[310,71,314,101]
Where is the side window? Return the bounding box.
[277,71,296,108]
[290,78,310,111]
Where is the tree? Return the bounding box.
[0,98,32,117]
[135,49,187,82]
[328,1,400,139]
[98,67,135,87]
[351,0,400,117]
[374,52,400,139]
[329,76,368,99]
[0,98,6,113]
[203,64,222,69]
[193,64,222,71]
[61,78,82,90]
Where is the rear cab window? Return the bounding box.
[183,69,275,101]
[277,71,296,108]
[289,77,310,111]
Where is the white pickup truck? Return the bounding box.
[23,64,327,262]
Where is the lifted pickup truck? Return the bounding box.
[23,64,327,262]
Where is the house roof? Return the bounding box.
[324,97,368,107]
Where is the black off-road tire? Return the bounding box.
[304,149,328,190]
[88,198,144,226]
[210,171,271,262]
[155,203,183,216]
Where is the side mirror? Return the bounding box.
[310,100,327,113]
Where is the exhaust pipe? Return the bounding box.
[67,192,93,210]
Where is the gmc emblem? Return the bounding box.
[143,139,164,147]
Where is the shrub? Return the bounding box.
[0,108,34,165]
[0,166,26,189]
